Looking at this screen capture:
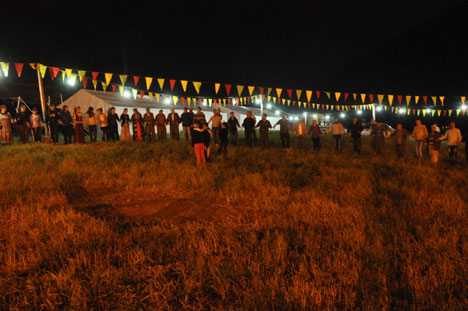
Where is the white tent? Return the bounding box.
[60,89,282,130]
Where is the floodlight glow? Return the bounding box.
[399,108,405,114]
[462,105,467,110]
[254,98,260,104]
[164,97,171,104]
[325,115,330,119]
[202,100,207,106]
[275,110,280,115]
[232,99,237,105]
[427,108,432,114]
[123,90,132,98]
[340,113,345,118]
[294,116,299,121]
[313,114,318,119]
[266,103,272,109]
[376,106,382,112]
[357,110,362,115]
[67,78,76,86]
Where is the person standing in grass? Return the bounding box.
[85,107,97,143]
[438,121,462,164]
[181,107,194,142]
[348,116,363,153]
[120,108,131,142]
[427,124,442,165]
[15,105,30,144]
[308,119,322,151]
[371,121,389,156]
[0,105,13,145]
[227,111,240,146]
[389,123,408,158]
[274,113,291,149]
[292,116,307,150]
[191,121,206,165]
[30,108,43,143]
[107,107,120,141]
[202,123,212,161]
[408,119,428,160]
[255,114,272,148]
[73,106,85,144]
[242,112,256,147]
[218,122,229,155]
[131,109,145,141]
[97,108,108,141]
[46,104,61,144]
[326,117,346,152]
[61,105,74,145]
[250,111,258,144]
[143,107,156,142]
[208,109,222,145]
[194,107,206,124]
[167,108,181,141]
[155,110,167,142]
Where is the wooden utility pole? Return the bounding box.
[36,64,49,137]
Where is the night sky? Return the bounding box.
[1,0,467,108]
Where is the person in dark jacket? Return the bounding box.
[427,124,442,165]
[46,104,61,144]
[166,108,181,140]
[227,112,240,146]
[348,117,363,153]
[181,107,194,142]
[274,113,291,148]
[143,107,156,142]
[255,114,272,147]
[15,105,30,143]
[242,112,256,147]
[107,107,120,141]
[371,122,389,156]
[61,105,73,144]
[155,110,167,141]
[389,123,409,158]
[218,122,229,155]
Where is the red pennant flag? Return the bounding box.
[228,98,232,105]
[259,87,264,94]
[237,97,240,106]
[133,76,140,86]
[287,89,293,98]
[423,96,428,105]
[111,84,116,94]
[225,84,232,96]
[82,77,88,89]
[413,109,416,115]
[14,63,24,78]
[181,97,186,106]
[443,110,447,117]
[308,103,311,108]
[138,90,143,100]
[247,97,251,105]
[49,67,60,80]
[397,95,402,105]
[344,93,349,101]
[316,91,320,99]
[169,79,176,91]
[292,100,296,106]
[321,104,325,110]
[463,109,467,116]
[369,94,374,102]
[92,72,99,80]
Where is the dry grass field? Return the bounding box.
[0,135,467,310]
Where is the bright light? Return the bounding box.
[325,115,330,120]
[202,100,207,106]
[266,103,272,109]
[123,90,131,98]
[294,116,299,121]
[164,97,171,104]
[357,110,362,115]
[340,113,345,118]
[303,112,307,117]
[313,114,318,119]
[399,108,405,114]
[254,97,260,104]
[427,108,432,114]
[462,105,467,110]
[376,106,382,112]
[232,99,237,105]
[67,76,77,86]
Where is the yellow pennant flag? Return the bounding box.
[236,85,244,96]
[326,92,331,99]
[29,63,38,70]
[157,78,164,90]
[267,96,271,102]
[267,88,272,96]
[105,73,113,85]
[193,81,202,94]
[388,95,394,106]
[417,109,420,115]
[102,82,107,91]
[173,96,179,105]
[461,96,466,104]
[187,97,192,105]
[306,90,312,102]
[132,88,138,100]
[431,96,437,105]
[78,70,86,82]
[180,80,188,92]
[283,98,287,105]
[0,62,9,77]
[360,93,366,103]
[353,93,357,101]
[223,99,226,106]
[119,74,127,85]
[456,109,461,116]
[326,105,329,110]
[439,96,445,106]
[287,99,291,106]
[422,110,426,117]
[377,94,384,105]
[208,98,213,107]
[438,110,441,116]
[248,86,255,96]
[118,86,124,95]
[143,77,153,90]
[148,92,153,100]
[415,96,419,104]
[432,110,436,116]
[448,109,453,116]
[214,83,221,94]
[39,64,47,78]
[407,109,410,115]
[92,80,97,90]
[155,93,160,103]
[65,68,73,79]
[312,103,315,109]
[276,88,283,98]
[337,105,340,111]
[406,95,412,105]
[62,71,66,82]
[335,92,341,101]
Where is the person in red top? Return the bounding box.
[73,106,85,144]
[308,119,323,151]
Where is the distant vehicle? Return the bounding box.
[361,122,394,136]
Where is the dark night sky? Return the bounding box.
[0,0,467,101]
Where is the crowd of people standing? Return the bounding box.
[1,104,467,166]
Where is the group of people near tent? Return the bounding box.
[1,104,467,166]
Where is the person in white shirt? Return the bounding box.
[292,116,307,149]
[438,121,462,164]
[326,117,346,151]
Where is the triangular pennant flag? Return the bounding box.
[65,68,73,79]
[119,74,127,85]
[14,63,24,78]
[155,93,160,103]
[296,90,302,100]
[286,89,293,98]
[344,93,349,101]
[326,105,329,110]
[1,62,10,77]
[101,82,107,91]
[335,92,341,102]
[78,70,86,82]
[406,95,411,105]
[361,93,366,103]
[353,93,357,101]
[439,96,445,106]
[132,88,138,100]
[92,80,97,90]
[397,95,402,105]
[276,88,283,98]
[377,94,384,105]
[431,96,437,105]
[148,92,153,100]
[193,81,202,94]
[169,79,176,91]
[145,77,153,90]
[39,64,47,78]
[438,110,441,116]
[432,110,436,116]
[461,96,466,104]
[181,97,186,106]
[157,78,164,90]
[82,77,88,89]
[423,96,428,105]
[267,88,272,96]
[456,109,461,116]
[173,95,179,105]
[29,63,38,70]
[111,84,116,94]
[306,90,312,102]
[133,76,140,86]
[423,110,426,117]
[61,71,66,82]
[259,87,264,94]
[326,92,331,100]
[105,73,112,85]
[119,86,124,95]
[369,94,374,103]
[140,90,145,100]
[180,80,188,92]
[316,91,320,99]
[214,83,221,94]
[91,72,99,81]
[225,84,232,95]
[248,86,255,96]
[415,95,419,104]
[237,85,244,96]
[388,95,394,106]
[283,98,287,105]
[208,98,213,107]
